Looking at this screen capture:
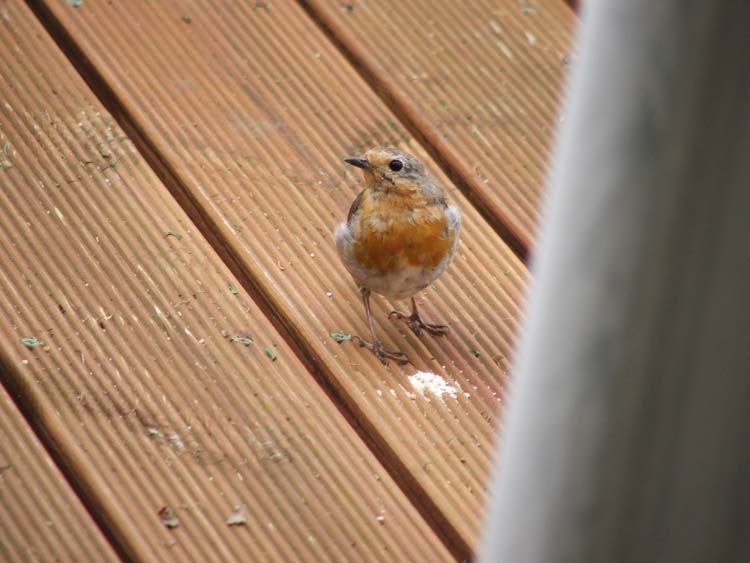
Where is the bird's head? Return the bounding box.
[344,147,427,194]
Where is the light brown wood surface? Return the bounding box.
[1,0,575,559]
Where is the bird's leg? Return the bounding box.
[353,287,411,365]
[389,297,448,337]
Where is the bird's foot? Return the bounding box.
[352,335,412,366]
[388,310,448,337]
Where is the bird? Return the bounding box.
[334,147,461,365]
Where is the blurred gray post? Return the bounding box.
[481,1,750,562]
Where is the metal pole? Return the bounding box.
[481,1,750,562]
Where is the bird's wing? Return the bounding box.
[446,205,461,238]
[347,189,366,224]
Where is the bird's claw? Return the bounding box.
[352,335,412,366]
[388,310,448,337]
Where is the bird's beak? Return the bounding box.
[344,156,372,170]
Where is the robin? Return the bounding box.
[334,147,461,365]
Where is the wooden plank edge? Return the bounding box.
[1,350,138,563]
[297,0,531,262]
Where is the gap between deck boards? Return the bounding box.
[24,0,478,559]
[0,354,137,562]
[297,0,532,262]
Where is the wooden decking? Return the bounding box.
[0,1,574,561]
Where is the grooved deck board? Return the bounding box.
[0,384,120,562]
[31,0,529,553]
[0,2,452,560]
[302,0,576,256]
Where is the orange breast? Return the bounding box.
[353,195,453,273]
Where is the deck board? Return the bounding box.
[0,384,120,562]
[302,0,576,256]
[31,0,529,553]
[0,2,453,561]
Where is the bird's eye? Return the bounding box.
[388,159,403,172]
